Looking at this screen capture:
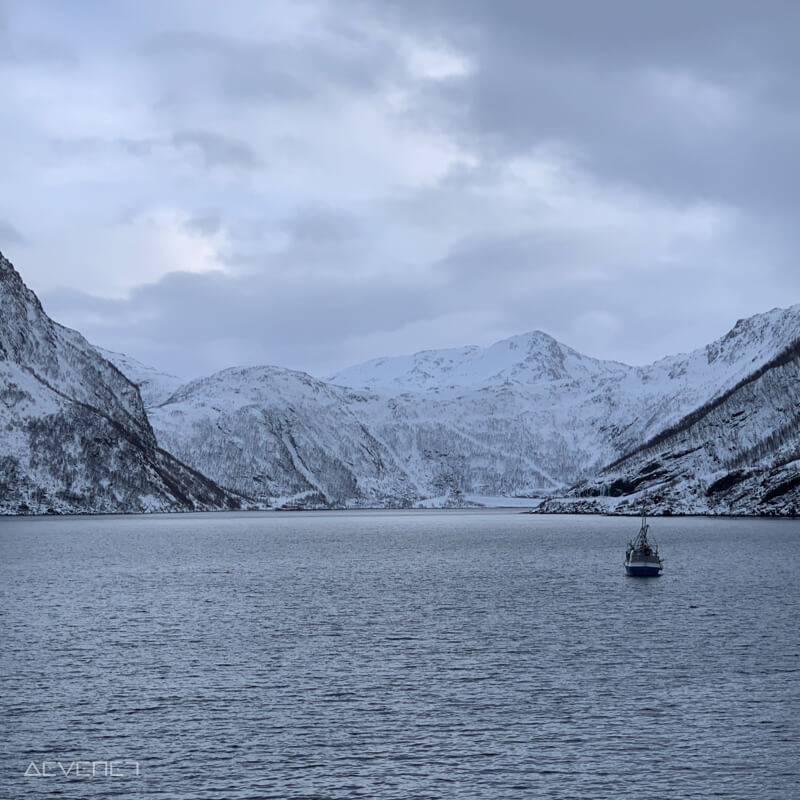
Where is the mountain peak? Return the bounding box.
[327,328,610,391]
[1,253,241,514]
[95,347,186,408]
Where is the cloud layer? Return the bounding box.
[1,0,798,379]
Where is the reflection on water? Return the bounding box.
[1,510,798,799]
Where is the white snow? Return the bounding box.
[95,347,185,407]
[110,303,800,511]
[7,237,796,516]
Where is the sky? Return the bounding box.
[1,0,799,381]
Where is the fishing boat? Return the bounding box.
[624,509,663,577]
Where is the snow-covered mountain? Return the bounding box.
[330,310,800,452]
[135,307,799,513]
[0,253,242,514]
[148,366,417,507]
[96,347,185,407]
[542,336,800,516]
[143,358,587,507]
[328,330,618,391]
[2,251,798,515]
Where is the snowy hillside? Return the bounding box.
[96,347,185,407]
[149,366,417,507]
[137,306,800,513]
[541,338,800,516]
[328,331,621,391]
[330,308,800,448]
[2,250,798,515]
[145,361,590,507]
[0,253,242,514]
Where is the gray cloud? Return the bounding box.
[172,130,262,169]
[283,207,361,245]
[0,0,75,65]
[43,203,799,380]
[143,31,310,105]
[42,265,438,379]
[48,132,260,171]
[184,210,222,236]
[0,218,26,246]
[0,26,78,67]
[142,23,402,110]
[117,137,156,158]
[376,0,800,81]
[3,0,798,380]
[378,0,800,213]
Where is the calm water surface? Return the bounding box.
[1,510,798,799]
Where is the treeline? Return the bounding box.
[724,414,800,471]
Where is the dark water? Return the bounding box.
[1,510,798,799]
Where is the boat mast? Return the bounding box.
[637,507,649,547]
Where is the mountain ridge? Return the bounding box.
[546,336,800,516]
[2,252,798,515]
[0,252,244,514]
[103,299,799,514]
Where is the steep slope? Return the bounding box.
[328,331,624,391]
[330,309,800,451]
[95,347,185,407]
[138,306,800,512]
[143,335,631,505]
[623,305,800,444]
[0,253,241,514]
[544,338,800,515]
[327,333,634,486]
[146,365,576,507]
[148,366,418,507]
[9,240,794,516]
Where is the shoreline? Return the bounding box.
[1,506,797,519]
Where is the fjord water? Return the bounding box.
[1,511,798,799]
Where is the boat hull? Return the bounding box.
[625,562,663,577]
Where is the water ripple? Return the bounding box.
[1,510,798,799]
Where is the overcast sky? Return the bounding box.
[1,0,798,380]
